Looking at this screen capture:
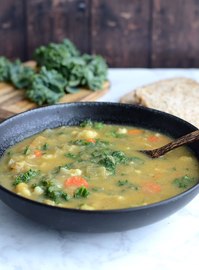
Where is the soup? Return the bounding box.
[0,121,198,210]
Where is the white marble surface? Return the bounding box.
[0,69,199,270]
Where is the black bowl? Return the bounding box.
[0,102,198,232]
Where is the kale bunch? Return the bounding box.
[26,67,67,105]
[34,39,108,92]
[0,38,108,105]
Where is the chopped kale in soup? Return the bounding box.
[0,121,198,210]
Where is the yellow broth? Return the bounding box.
[0,121,198,210]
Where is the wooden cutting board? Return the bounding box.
[0,61,110,121]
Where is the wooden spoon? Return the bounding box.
[140,130,199,158]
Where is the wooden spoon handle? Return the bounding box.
[150,130,199,158]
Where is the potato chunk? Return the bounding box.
[16,183,31,197]
[43,199,55,206]
[80,204,95,210]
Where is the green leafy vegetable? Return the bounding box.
[71,139,109,147]
[112,151,129,164]
[117,180,139,190]
[107,130,126,138]
[91,150,129,174]
[99,155,116,174]
[41,143,49,151]
[93,122,104,129]
[57,54,107,91]
[38,179,69,203]
[81,54,107,91]
[34,39,108,92]
[0,56,11,81]
[117,180,129,186]
[13,169,39,186]
[26,67,67,105]
[72,139,94,146]
[80,120,93,128]
[34,39,80,70]
[65,152,80,159]
[53,163,73,174]
[23,145,30,155]
[80,120,104,129]
[173,175,196,189]
[0,57,34,88]
[0,38,108,105]
[74,187,90,198]
[8,60,35,89]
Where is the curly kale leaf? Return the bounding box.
[91,150,129,175]
[8,60,35,89]
[81,54,108,91]
[80,120,104,129]
[38,179,69,203]
[0,56,11,81]
[0,57,34,89]
[61,54,108,91]
[74,187,90,198]
[33,39,80,70]
[26,67,67,105]
[173,175,196,189]
[13,169,39,186]
[60,57,86,88]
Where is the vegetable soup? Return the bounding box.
[0,121,198,210]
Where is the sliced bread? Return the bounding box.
[120,77,199,128]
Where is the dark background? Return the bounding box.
[1,0,199,67]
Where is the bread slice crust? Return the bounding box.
[120,77,199,128]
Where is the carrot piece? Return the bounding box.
[147,135,159,142]
[128,129,143,135]
[86,138,96,143]
[142,182,161,193]
[64,176,89,188]
[34,150,42,157]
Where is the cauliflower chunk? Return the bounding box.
[117,128,127,134]
[60,168,82,176]
[77,130,98,140]
[33,186,44,196]
[69,169,82,176]
[42,154,54,160]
